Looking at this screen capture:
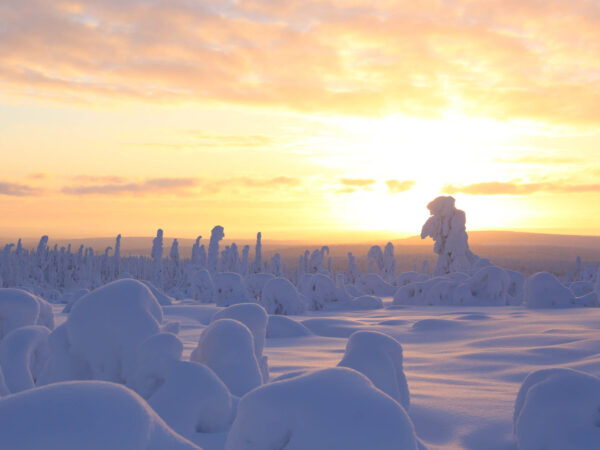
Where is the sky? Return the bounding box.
[1,0,600,241]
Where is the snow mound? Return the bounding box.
[213,272,253,307]
[39,279,163,385]
[141,280,174,306]
[60,288,89,313]
[524,272,598,308]
[514,368,600,450]
[132,333,233,437]
[0,325,50,394]
[0,288,54,339]
[212,303,269,381]
[260,277,307,315]
[190,318,262,397]
[0,381,200,450]
[225,367,419,450]
[338,330,410,410]
[187,269,215,303]
[0,366,8,396]
[348,295,384,310]
[355,273,397,296]
[266,315,312,338]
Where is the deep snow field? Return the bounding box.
[1,196,600,449]
[160,301,600,450]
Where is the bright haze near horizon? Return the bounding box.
[1,0,600,241]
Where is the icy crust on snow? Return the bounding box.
[338,330,410,410]
[190,318,263,397]
[225,367,419,450]
[514,368,600,450]
[0,288,54,339]
[0,325,50,394]
[0,381,200,450]
[39,279,163,385]
[393,265,524,306]
[524,271,598,308]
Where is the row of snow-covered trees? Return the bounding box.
[0,224,411,302]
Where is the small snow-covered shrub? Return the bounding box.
[0,288,54,339]
[525,272,598,308]
[212,303,269,381]
[298,273,341,310]
[355,273,397,296]
[514,368,600,450]
[338,330,410,410]
[39,279,163,385]
[190,318,262,397]
[225,367,419,450]
[260,277,307,315]
[0,381,199,450]
[245,273,275,300]
[0,326,50,394]
[213,272,253,307]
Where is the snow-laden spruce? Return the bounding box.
[190,318,263,397]
[524,272,598,308]
[421,196,480,275]
[338,330,410,410]
[260,277,307,315]
[514,368,600,450]
[0,381,200,450]
[225,367,419,450]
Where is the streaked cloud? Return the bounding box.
[337,178,376,194]
[0,181,41,196]
[61,177,198,195]
[444,180,600,195]
[386,179,416,193]
[2,0,600,124]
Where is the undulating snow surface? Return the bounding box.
[1,197,600,449]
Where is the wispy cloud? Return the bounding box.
[2,0,600,124]
[61,177,198,195]
[495,155,581,165]
[443,180,600,195]
[0,181,41,196]
[337,178,376,194]
[386,179,416,193]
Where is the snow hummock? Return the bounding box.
[212,303,269,381]
[39,279,163,385]
[0,288,54,339]
[524,272,599,308]
[0,325,50,394]
[225,367,419,450]
[212,272,253,307]
[0,381,200,449]
[190,318,263,397]
[514,368,600,449]
[338,330,410,410]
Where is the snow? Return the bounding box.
[266,315,312,338]
[525,271,599,308]
[212,272,253,307]
[338,330,410,410]
[224,367,419,450]
[514,368,600,449]
[0,325,50,394]
[190,318,263,397]
[0,381,200,450]
[39,279,163,385]
[260,277,307,315]
[0,288,54,339]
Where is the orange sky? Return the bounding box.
[1,0,600,241]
